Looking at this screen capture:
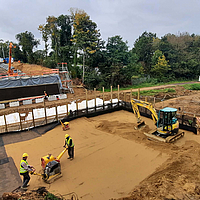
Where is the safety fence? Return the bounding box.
[0,96,198,135]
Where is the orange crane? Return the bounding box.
[7,42,16,75]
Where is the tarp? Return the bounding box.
[0,74,63,89]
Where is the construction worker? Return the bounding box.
[44,91,48,100]
[19,153,35,189]
[63,134,74,160]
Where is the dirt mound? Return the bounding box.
[119,141,200,200]
[95,120,151,142]
[93,116,200,200]
[12,62,49,73]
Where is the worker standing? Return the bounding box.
[44,91,49,100]
[19,153,35,189]
[64,134,74,160]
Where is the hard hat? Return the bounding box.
[65,134,69,138]
[64,122,69,125]
[22,153,29,158]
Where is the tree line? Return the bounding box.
[0,8,200,89]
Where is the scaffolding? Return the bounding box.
[57,63,74,94]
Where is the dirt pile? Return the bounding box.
[93,117,200,200]
[12,62,49,73]
[118,141,200,200]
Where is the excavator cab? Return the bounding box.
[157,107,179,135]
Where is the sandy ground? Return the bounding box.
[3,98,200,199]
[5,111,170,200]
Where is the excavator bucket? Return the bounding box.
[144,130,185,143]
[135,120,146,130]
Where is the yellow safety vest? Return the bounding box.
[20,159,28,174]
[66,137,74,147]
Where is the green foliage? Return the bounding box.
[132,88,176,96]
[43,57,57,68]
[45,192,60,200]
[84,70,103,89]
[151,54,171,81]
[134,31,156,73]
[15,31,40,63]
[183,83,200,90]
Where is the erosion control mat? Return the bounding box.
[3,110,200,199]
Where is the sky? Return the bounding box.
[1,0,200,50]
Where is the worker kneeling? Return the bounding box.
[20,153,35,189]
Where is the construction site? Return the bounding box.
[2,44,200,199]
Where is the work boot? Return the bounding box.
[67,157,71,159]
[21,186,27,190]
[70,158,74,161]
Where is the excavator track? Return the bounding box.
[165,131,185,143]
[144,130,185,143]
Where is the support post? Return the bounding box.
[19,112,22,131]
[110,86,112,107]
[44,100,47,124]
[94,88,96,111]
[86,89,88,114]
[130,89,132,101]
[76,101,78,116]
[103,87,105,110]
[55,105,58,121]
[4,114,8,132]
[118,85,119,106]
[124,92,126,106]
[32,109,35,127]
[138,88,140,100]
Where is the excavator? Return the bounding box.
[131,98,184,142]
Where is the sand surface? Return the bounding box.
[5,111,169,200]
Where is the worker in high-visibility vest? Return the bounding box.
[19,153,35,189]
[63,134,75,160]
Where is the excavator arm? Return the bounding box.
[131,99,158,124]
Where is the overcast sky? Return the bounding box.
[1,0,200,50]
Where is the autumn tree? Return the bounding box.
[71,8,100,83]
[151,50,170,80]
[38,24,50,58]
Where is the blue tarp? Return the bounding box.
[0,74,63,89]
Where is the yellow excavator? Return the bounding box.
[131,98,184,142]
[30,147,68,183]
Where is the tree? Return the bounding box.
[151,51,171,81]
[105,35,129,86]
[45,16,59,63]
[71,8,100,83]
[134,31,156,74]
[38,24,50,58]
[57,14,73,64]
[16,31,40,63]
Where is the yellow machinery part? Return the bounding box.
[41,154,56,169]
[57,147,67,160]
